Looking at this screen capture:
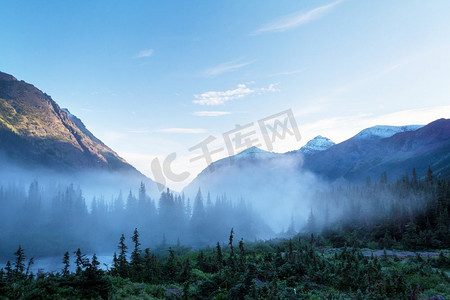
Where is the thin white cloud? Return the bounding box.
[269,68,306,77]
[193,111,231,117]
[204,60,254,77]
[252,0,343,35]
[193,83,279,106]
[158,128,206,134]
[135,49,154,58]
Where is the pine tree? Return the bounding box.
[131,228,141,266]
[185,198,192,219]
[286,215,296,236]
[62,251,70,277]
[288,239,294,264]
[197,251,207,271]
[112,252,118,275]
[143,248,156,283]
[216,242,223,270]
[117,234,128,277]
[229,228,234,256]
[126,190,136,212]
[179,258,191,282]
[13,246,26,278]
[306,209,317,233]
[5,261,12,280]
[138,182,147,209]
[191,189,205,233]
[227,228,236,269]
[166,248,176,281]
[238,238,246,271]
[91,253,100,272]
[74,248,88,275]
[131,228,142,280]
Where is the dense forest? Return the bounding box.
[0,182,266,257]
[0,169,449,298]
[310,168,450,250]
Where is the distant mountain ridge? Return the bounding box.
[352,125,423,140]
[184,119,450,197]
[302,119,450,182]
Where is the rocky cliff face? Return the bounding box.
[0,70,135,172]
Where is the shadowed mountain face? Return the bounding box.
[184,119,450,199]
[303,119,450,182]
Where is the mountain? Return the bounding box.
[184,119,450,199]
[298,135,335,154]
[0,71,158,195]
[352,125,423,140]
[302,119,450,182]
[184,146,283,196]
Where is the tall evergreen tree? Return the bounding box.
[62,251,70,277]
[131,228,142,280]
[117,234,128,277]
[13,246,26,278]
[216,242,223,270]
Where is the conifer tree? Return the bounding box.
[179,258,191,282]
[62,251,70,277]
[306,209,317,233]
[5,261,12,280]
[13,246,26,278]
[91,254,100,272]
[166,248,176,282]
[74,248,88,275]
[131,228,142,280]
[286,215,296,236]
[216,242,223,270]
[117,234,128,277]
[238,238,246,271]
[131,228,141,266]
[112,252,118,274]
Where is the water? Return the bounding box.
[0,254,114,274]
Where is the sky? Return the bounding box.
[1,0,450,191]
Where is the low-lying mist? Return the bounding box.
[184,153,324,232]
[0,153,436,261]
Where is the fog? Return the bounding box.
[184,153,324,232]
[0,155,272,260]
[0,152,430,265]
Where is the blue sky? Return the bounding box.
[1,0,450,190]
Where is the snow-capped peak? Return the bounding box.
[234,146,270,159]
[299,135,335,154]
[353,125,423,140]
